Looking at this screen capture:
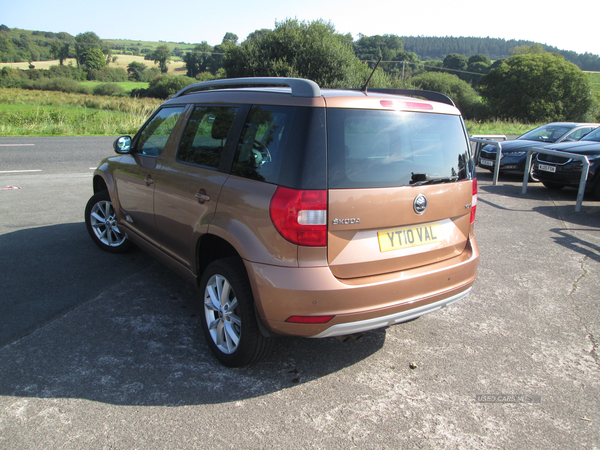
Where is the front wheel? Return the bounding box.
[85,190,133,253]
[199,258,273,367]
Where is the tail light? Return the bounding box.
[470,178,477,224]
[270,187,327,246]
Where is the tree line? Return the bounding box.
[1,21,598,123]
[2,23,600,71]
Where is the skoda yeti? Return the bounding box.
[85,77,479,367]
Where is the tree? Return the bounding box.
[50,41,70,65]
[79,48,106,72]
[221,32,238,45]
[246,29,270,41]
[443,53,468,72]
[127,61,147,81]
[151,44,171,73]
[510,43,545,56]
[468,54,491,66]
[409,72,485,119]
[183,42,213,77]
[479,53,595,122]
[224,19,388,88]
[74,32,102,67]
[208,33,238,75]
[354,34,404,62]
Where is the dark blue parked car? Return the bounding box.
[533,127,600,198]
[478,123,599,180]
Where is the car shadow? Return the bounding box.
[0,223,386,406]
[547,227,600,264]
[477,169,600,220]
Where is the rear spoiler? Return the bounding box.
[348,88,455,107]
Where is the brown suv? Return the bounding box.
[85,77,479,367]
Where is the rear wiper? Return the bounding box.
[410,173,459,186]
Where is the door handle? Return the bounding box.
[195,189,211,204]
[145,174,154,186]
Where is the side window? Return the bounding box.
[136,107,185,156]
[232,105,289,182]
[566,127,592,141]
[177,106,238,169]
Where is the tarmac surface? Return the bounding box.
[0,137,599,449]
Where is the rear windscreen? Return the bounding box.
[327,109,470,189]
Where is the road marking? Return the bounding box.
[0,144,35,147]
[0,170,42,174]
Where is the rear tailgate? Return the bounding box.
[328,182,472,279]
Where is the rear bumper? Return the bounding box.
[313,287,471,337]
[246,237,479,337]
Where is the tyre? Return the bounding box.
[85,190,133,253]
[199,257,273,367]
[541,181,565,190]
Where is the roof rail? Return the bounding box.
[349,88,455,107]
[172,77,321,99]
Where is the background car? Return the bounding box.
[478,122,599,180]
[533,126,600,198]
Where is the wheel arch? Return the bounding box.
[195,234,241,283]
[92,174,108,194]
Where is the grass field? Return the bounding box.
[0,88,161,136]
[5,56,187,75]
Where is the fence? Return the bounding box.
[522,148,590,212]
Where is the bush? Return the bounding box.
[0,66,28,87]
[142,74,196,99]
[48,64,86,81]
[22,77,91,94]
[92,83,125,96]
[409,72,486,120]
[87,66,128,82]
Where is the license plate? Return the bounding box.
[538,164,556,173]
[480,158,494,167]
[378,223,443,252]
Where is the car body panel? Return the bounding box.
[248,236,478,336]
[327,182,472,279]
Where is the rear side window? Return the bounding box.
[177,106,238,169]
[232,105,327,189]
[327,109,470,189]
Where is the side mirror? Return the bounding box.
[114,136,132,154]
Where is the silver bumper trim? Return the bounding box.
[313,287,472,338]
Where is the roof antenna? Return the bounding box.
[362,57,382,93]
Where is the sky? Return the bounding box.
[2,0,599,57]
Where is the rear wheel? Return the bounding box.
[199,257,273,367]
